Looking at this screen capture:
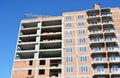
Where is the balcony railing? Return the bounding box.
[110,71,120,75]
[107,47,119,52]
[106,38,117,42]
[89,31,103,35]
[88,23,101,27]
[92,60,107,64]
[87,15,100,18]
[103,21,114,25]
[90,48,106,54]
[90,39,104,44]
[102,12,112,17]
[109,57,120,63]
[104,29,115,33]
[93,69,109,75]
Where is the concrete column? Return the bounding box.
[34,53,38,59]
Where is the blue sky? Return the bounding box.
[0,0,120,78]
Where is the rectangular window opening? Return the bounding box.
[40,60,45,65]
[28,70,32,75]
[39,69,45,75]
[29,60,33,66]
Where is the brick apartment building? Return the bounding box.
[11,4,120,78]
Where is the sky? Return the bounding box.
[0,0,120,78]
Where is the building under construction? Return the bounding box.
[11,4,120,78]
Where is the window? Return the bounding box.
[66,23,72,28]
[66,48,72,53]
[80,47,86,52]
[88,13,96,17]
[66,31,72,35]
[96,66,104,72]
[106,28,111,32]
[112,66,118,72]
[94,46,101,51]
[108,45,114,51]
[81,66,88,72]
[91,21,97,25]
[79,30,85,34]
[40,60,45,65]
[92,29,98,33]
[80,38,85,43]
[28,70,32,75]
[96,55,102,61]
[80,56,87,62]
[78,22,84,26]
[66,67,73,72]
[66,57,73,62]
[94,37,100,42]
[78,15,83,19]
[29,60,33,66]
[103,20,109,24]
[66,39,72,44]
[107,36,112,41]
[39,69,45,75]
[110,55,116,61]
[66,16,71,20]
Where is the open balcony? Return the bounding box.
[90,38,104,45]
[39,50,61,58]
[20,29,37,36]
[41,26,62,36]
[101,8,112,17]
[89,29,103,36]
[41,20,62,28]
[92,54,107,65]
[109,64,120,76]
[18,36,36,45]
[109,55,120,63]
[104,28,115,34]
[49,69,61,78]
[107,47,119,53]
[15,51,36,60]
[102,20,114,25]
[87,13,100,20]
[50,59,61,68]
[87,10,100,20]
[88,21,101,28]
[17,44,36,52]
[102,12,112,17]
[105,37,118,44]
[90,46,106,55]
[93,65,109,76]
[40,41,61,50]
[90,38,104,47]
[21,22,38,29]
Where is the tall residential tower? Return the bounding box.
[11,4,120,78]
